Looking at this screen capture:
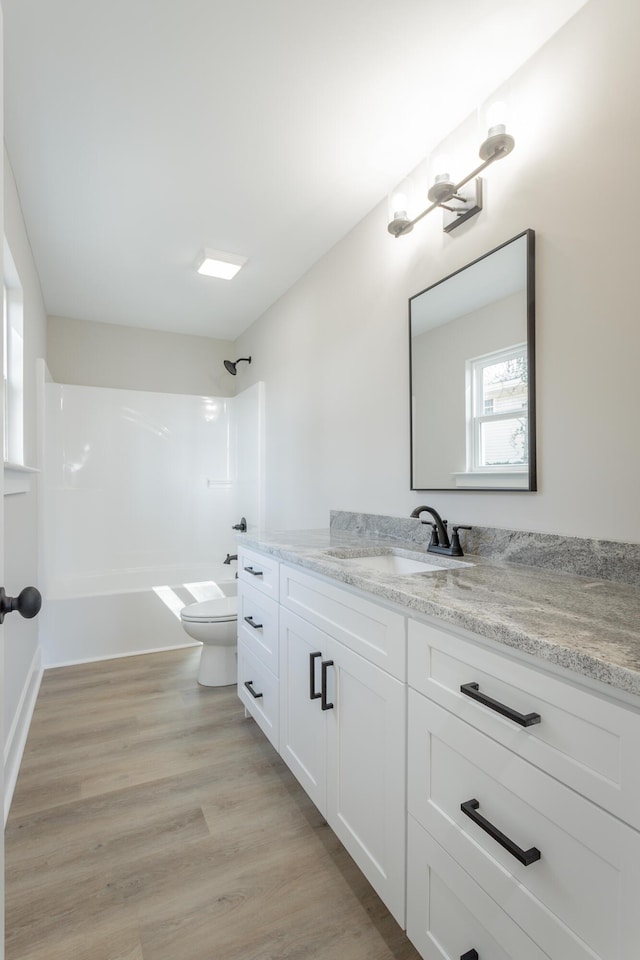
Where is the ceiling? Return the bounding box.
[4,0,587,341]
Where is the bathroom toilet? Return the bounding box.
[180,594,237,686]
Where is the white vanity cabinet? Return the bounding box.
[237,541,640,960]
[407,617,640,960]
[278,563,407,925]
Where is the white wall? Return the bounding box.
[48,315,236,397]
[3,149,47,811]
[234,0,640,543]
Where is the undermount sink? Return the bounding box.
[345,554,445,575]
[323,548,472,576]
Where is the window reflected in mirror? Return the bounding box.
[409,230,536,491]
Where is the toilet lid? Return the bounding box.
[180,596,237,623]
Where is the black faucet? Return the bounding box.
[231,518,247,532]
[223,553,238,565]
[410,506,472,558]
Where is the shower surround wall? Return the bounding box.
[40,382,264,666]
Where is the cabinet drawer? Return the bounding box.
[238,547,280,601]
[237,639,279,750]
[409,691,640,960]
[280,563,406,680]
[409,617,640,830]
[407,816,548,960]
[238,582,279,675]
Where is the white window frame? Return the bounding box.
[465,342,528,476]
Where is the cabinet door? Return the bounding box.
[326,639,407,927]
[279,608,328,814]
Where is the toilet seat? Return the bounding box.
[180,596,237,623]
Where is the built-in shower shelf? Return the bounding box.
[4,462,39,496]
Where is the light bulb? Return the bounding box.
[486,100,508,137]
[427,151,455,204]
[432,153,451,181]
[387,178,415,236]
[391,191,409,221]
[479,98,515,162]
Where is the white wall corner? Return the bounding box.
[4,644,43,825]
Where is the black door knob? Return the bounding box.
[0,586,42,624]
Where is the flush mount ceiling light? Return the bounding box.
[387,100,515,238]
[195,248,248,280]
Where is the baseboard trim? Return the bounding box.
[45,640,201,670]
[4,645,44,825]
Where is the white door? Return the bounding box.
[325,640,407,927]
[0,1,6,947]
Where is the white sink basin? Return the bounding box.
[323,547,473,576]
[346,554,445,575]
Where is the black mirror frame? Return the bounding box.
[409,228,536,492]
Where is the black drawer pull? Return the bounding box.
[244,680,263,699]
[460,682,541,727]
[461,798,541,866]
[244,616,263,629]
[244,566,264,577]
[321,659,334,711]
[309,651,322,700]
[461,951,478,960]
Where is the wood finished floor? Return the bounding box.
[5,647,421,960]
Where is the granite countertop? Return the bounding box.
[239,528,640,699]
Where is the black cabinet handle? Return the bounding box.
[244,566,263,577]
[321,659,334,711]
[461,798,541,866]
[244,680,263,699]
[460,951,478,960]
[244,616,263,629]
[309,652,322,700]
[460,682,541,727]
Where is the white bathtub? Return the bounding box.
[40,563,238,668]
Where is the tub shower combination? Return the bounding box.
[40,382,263,669]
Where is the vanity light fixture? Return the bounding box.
[196,248,248,280]
[387,101,515,238]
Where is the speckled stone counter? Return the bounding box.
[238,528,640,699]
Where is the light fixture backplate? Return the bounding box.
[443,178,483,233]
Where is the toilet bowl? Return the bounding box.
[180,594,237,686]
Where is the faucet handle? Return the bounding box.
[424,521,439,547]
[450,524,472,557]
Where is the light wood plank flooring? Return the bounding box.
[5,647,421,960]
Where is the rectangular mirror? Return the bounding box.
[409,229,536,491]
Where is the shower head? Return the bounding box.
[224,356,252,376]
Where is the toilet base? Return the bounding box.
[197,643,237,687]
